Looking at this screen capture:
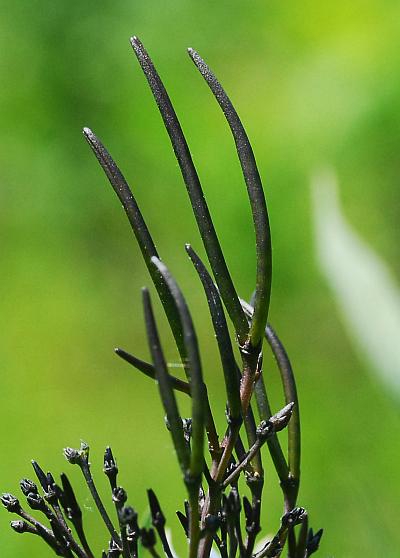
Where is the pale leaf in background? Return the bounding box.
[312,170,400,397]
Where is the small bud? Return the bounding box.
[281,507,307,529]
[184,500,190,518]
[45,481,62,505]
[256,402,294,441]
[26,492,47,512]
[176,510,189,537]
[204,514,220,532]
[47,472,55,484]
[107,539,121,557]
[269,402,294,433]
[63,442,89,465]
[120,506,137,526]
[1,493,20,513]
[10,520,31,533]
[291,507,307,525]
[245,470,263,489]
[147,489,165,528]
[256,420,272,439]
[112,487,127,506]
[126,509,139,542]
[307,527,323,555]
[225,461,237,479]
[182,418,192,442]
[64,447,80,464]
[79,441,90,462]
[126,524,137,542]
[19,479,38,497]
[104,447,118,482]
[31,461,48,491]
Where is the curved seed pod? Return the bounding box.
[142,287,190,477]
[265,322,300,505]
[188,48,272,348]
[130,36,249,343]
[185,244,241,422]
[115,347,190,395]
[83,127,185,358]
[150,257,205,481]
[254,374,289,483]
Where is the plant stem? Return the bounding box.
[223,440,263,488]
[79,461,121,547]
[254,375,289,481]
[188,489,201,558]
[240,299,300,509]
[17,509,62,556]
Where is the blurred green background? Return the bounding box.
[1,1,399,557]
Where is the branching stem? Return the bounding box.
[79,461,121,547]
